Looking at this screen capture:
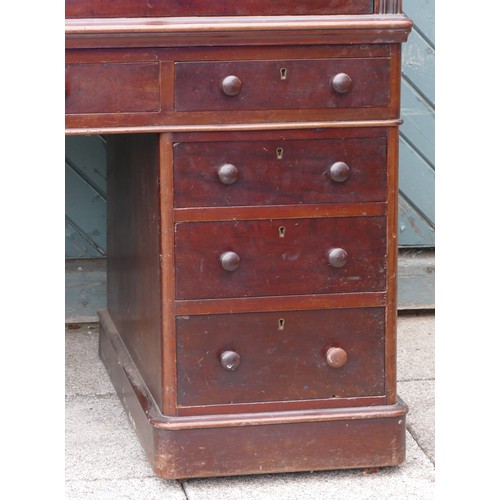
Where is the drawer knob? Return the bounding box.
[329,161,350,183]
[332,73,352,94]
[220,251,240,271]
[328,248,348,268]
[217,163,239,185]
[220,350,241,371]
[326,347,348,369]
[221,75,242,96]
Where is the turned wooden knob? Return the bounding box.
[217,163,239,185]
[221,75,242,96]
[326,347,348,368]
[220,251,240,271]
[332,73,352,94]
[329,161,350,183]
[220,350,241,371]
[328,248,348,268]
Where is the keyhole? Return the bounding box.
[278,318,285,330]
[280,67,288,80]
[279,226,286,238]
[276,147,284,160]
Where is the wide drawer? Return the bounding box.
[175,217,386,300]
[65,62,160,114]
[173,135,387,207]
[176,308,385,407]
[175,57,390,112]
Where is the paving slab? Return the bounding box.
[182,431,434,500]
[66,324,114,396]
[66,395,156,481]
[65,477,186,500]
[399,380,435,464]
[397,314,435,382]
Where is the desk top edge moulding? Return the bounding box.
[66,0,412,479]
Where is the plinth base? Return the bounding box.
[98,309,408,479]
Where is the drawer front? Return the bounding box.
[173,136,387,208]
[65,63,160,114]
[175,217,386,300]
[175,58,390,112]
[176,308,385,407]
[66,1,374,18]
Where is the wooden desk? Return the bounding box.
[66,1,412,479]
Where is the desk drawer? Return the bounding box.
[65,62,160,114]
[176,308,385,407]
[173,136,387,207]
[175,217,386,300]
[175,57,390,112]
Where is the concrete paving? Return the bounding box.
[65,314,435,499]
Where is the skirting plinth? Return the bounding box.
[98,309,408,479]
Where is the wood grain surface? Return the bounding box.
[175,217,387,300]
[176,307,385,407]
[66,0,374,18]
[173,135,387,207]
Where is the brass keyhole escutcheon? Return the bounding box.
[280,67,288,80]
[279,226,286,238]
[276,147,284,160]
[278,318,285,330]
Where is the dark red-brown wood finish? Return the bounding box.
[174,217,387,299]
[66,0,405,18]
[176,308,386,407]
[65,43,409,133]
[174,57,391,111]
[66,0,376,18]
[67,0,412,479]
[105,134,164,409]
[99,308,407,477]
[173,132,388,208]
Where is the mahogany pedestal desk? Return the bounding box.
[65,1,412,479]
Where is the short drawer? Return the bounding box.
[65,62,161,114]
[175,216,386,300]
[173,136,387,207]
[176,308,385,407]
[175,57,390,112]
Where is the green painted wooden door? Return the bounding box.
[399,0,435,247]
[65,0,435,258]
[65,135,107,258]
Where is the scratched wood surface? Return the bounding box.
[65,0,374,17]
[176,307,386,407]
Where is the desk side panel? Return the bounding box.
[106,134,163,409]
